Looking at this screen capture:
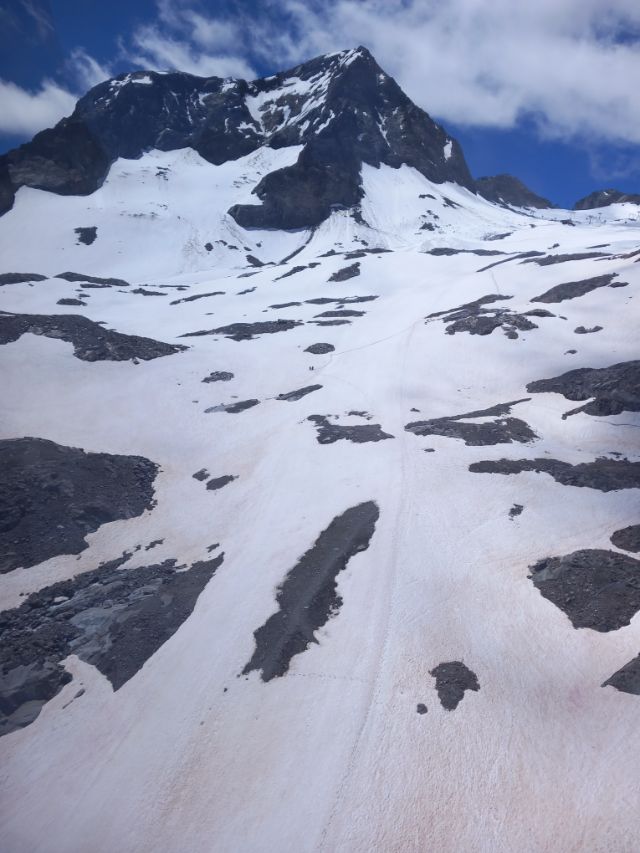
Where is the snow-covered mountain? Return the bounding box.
[1,47,639,853]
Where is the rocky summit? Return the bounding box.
[0,45,639,853]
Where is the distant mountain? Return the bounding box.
[0,47,473,228]
[475,174,554,209]
[573,188,640,210]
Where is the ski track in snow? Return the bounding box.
[0,150,640,852]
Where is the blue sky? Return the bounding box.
[1,0,639,208]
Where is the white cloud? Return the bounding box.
[0,78,76,135]
[253,0,640,145]
[123,1,256,79]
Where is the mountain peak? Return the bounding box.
[0,46,473,227]
[573,188,640,210]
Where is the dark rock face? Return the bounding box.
[0,48,473,230]
[430,662,479,710]
[529,549,640,632]
[531,273,618,303]
[305,342,334,354]
[602,655,640,695]
[0,437,157,574]
[0,272,47,285]
[0,553,222,735]
[573,189,640,210]
[0,311,186,361]
[405,399,536,446]
[242,501,379,681]
[1,120,111,214]
[277,384,322,401]
[526,361,640,417]
[74,226,97,245]
[182,319,301,341]
[475,174,554,209]
[509,504,524,519]
[308,415,394,444]
[469,457,640,492]
[611,525,640,553]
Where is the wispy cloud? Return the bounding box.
[0,78,76,135]
[0,47,111,136]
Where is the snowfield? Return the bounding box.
[1,152,639,853]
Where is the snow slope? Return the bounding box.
[0,154,639,853]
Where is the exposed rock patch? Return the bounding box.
[206,399,260,414]
[0,437,158,574]
[0,311,185,361]
[0,553,222,735]
[206,475,237,491]
[182,320,302,341]
[405,399,536,446]
[575,325,602,334]
[526,361,640,417]
[0,273,47,285]
[202,371,234,383]
[611,525,640,553]
[531,274,618,303]
[329,263,360,282]
[426,294,542,339]
[305,343,334,354]
[529,549,640,631]
[469,457,640,491]
[277,384,322,401]
[55,272,129,287]
[602,655,640,695]
[74,226,97,245]
[57,298,86,307]
[242,501,379,681]
[170,291,225,305]
[308,415,394,444]
[430,661,479,710]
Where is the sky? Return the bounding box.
[1,0,639,208]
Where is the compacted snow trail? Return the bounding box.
[1,140,639,852]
